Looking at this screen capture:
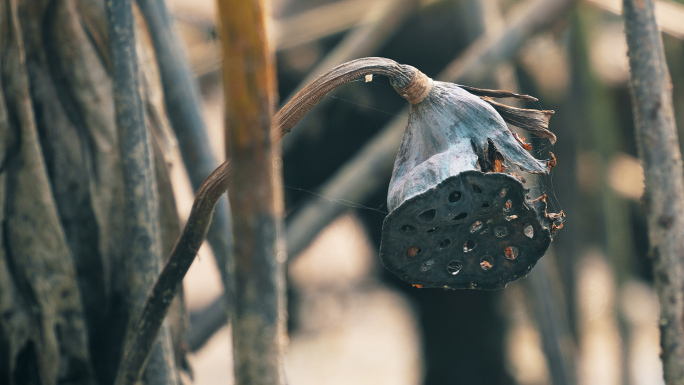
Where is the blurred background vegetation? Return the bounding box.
[1,0,682,384]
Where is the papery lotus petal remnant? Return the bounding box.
[380,66,564,290]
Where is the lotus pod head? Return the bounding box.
[380,67,564,290]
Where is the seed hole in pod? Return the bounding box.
[470,221,483,233]
[401,225,416,232]
[504,246,519,260]
[406,246,421,258]
[473,185,483,193]
[418,209,436,221]
[420,259,435,272]
[452,213,468,221]
[463,239,477,252]
[448,191,462,203]
[500,187,509,197]
[427,227,438,233]
[503,199,513,213]
[480,256,494,271]
[447,261,463,275]
[524,224,534,238]
[439,239,451,249]
[482,202,490,208]
[494,226,508,238]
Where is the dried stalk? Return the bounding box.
[115,161,229,385]
[274,57,416,139]
[106,0,177,384]
[217,0,285,383]
[136,0,235,307]
[623,0,684,382]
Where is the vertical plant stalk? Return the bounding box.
[115,160,230,385]
[106,1,177,385]
[217,0,286,384]
[135,0,236,303]
[623,0,684,383]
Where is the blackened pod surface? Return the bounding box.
[380,171,552,290]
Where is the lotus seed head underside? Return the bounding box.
[381,74,563,290]
[380,171,558,290]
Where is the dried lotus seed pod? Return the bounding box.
[380,66,564,290]
[274,57,564,290]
